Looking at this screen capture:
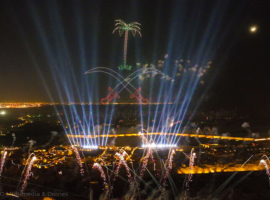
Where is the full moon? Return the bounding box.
[250,26,257,32]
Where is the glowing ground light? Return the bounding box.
[0,111,5,115]
[82,145,99,149]
[0,151,7,181]
[20,156,36,193]
[142,144,177,148]
[138,131,175,149]
[259,159,270,185]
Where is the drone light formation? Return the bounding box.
[113,19,142,68]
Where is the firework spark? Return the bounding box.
[160,149,176,193]
[71,146,84,177]
[0,150,7,181]
[114,151,133,184]
[184,148,196,200]
[20,156,37,193]
[138,131,148,144]
[136,131,157,195]
[138,132,156,180]
[93,163,108,191]
[186,149,196,187]
[139,147,156,178]
[260,159,270,185]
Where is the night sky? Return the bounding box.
[0,0,269,110]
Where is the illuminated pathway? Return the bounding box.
[67,133,270,142]
[178,163,265,174]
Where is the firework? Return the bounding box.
[114,151,133,184]
[260,159,270,185]
[20,156,36,193]
[0,150,7,181]
[261,155,270,164]
[71,146,84,177]
[138,132,148,144]
[160,149,176,193]
[119,148,129,159]
[138,132,156,184]
[93,163,108,191]
[139,147,156,178]
[186,149,196,187]
[183,148,196,200]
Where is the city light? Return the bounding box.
[0,111,5,115]
[67,133,256,141]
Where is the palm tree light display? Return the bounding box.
[112,19,142,70]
